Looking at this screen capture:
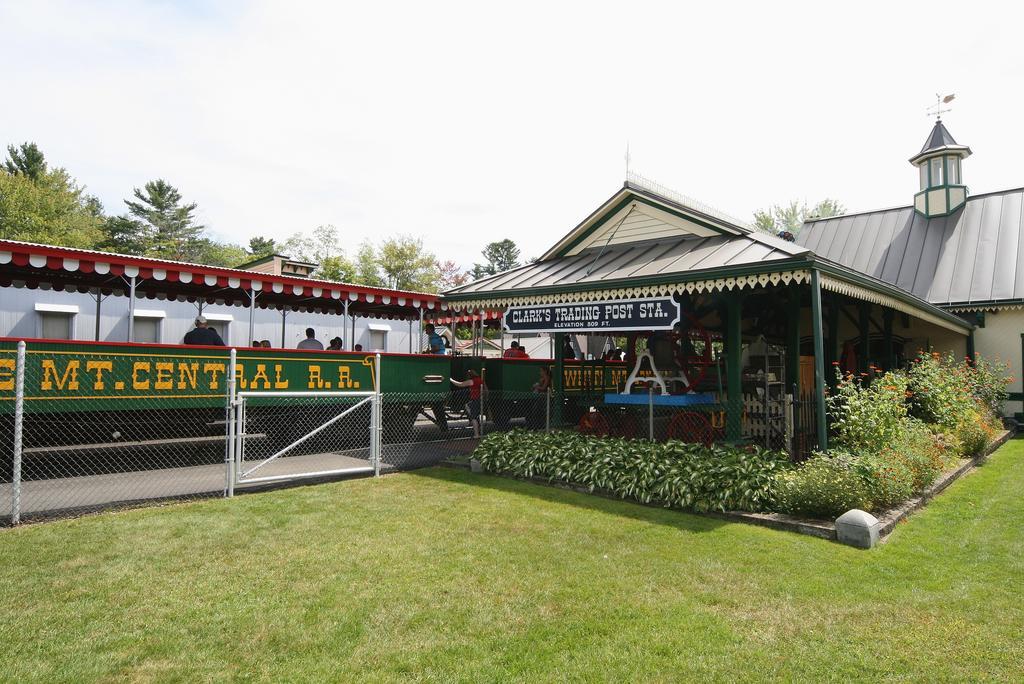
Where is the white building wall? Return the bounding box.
[0,286,420,353]
[972,310,1023,418]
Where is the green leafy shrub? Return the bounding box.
[967,354,1012,417]
[473,430,789,513]
[773,453,872,518]
[906,351,1009,457]
[828,369,910,455]
[851,450,915,509]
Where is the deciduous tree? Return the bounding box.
[753,199,845,238]
[0,161,104,248]
[378,235,437,291]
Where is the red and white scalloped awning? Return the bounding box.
[0,240,442,311]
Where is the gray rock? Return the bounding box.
[835,509,880,549]
[470,458,484,473]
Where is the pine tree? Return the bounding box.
[3,142,47,180]
[123,179,205,260]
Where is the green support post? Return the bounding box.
[810,270,828,451]
[553,332,565,427]
[725,291,743,441]
[826,293,840,387]
[882,309,894,371]
[858,301,871,373]
[785,284,801,395]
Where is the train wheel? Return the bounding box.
[667,411,713,447]
[578,410,610,437]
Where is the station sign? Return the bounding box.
[503,297,680,333]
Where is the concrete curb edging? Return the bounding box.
[443,429,1014,545]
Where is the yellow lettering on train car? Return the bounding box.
[203,363,225,390]
[177,363,198,390]
[234,363,247,390]
[0,359,14,391]
[132,362,150,390]
[273,364,289,389]
[86,360,113,390]
[308,365,324,389]
[338,365,357,389]
[250,364,271,390]
[41,359,81,391]
[154,362,173,390]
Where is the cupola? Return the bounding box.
[910,118,970,218]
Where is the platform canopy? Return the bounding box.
[0,239,443,320]
[444,175,971,334]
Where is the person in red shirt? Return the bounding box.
[503,341,521,358]
[450,369,485,437]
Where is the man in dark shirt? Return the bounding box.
[184,315,225,346]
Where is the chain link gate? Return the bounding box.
[226,352,383,493]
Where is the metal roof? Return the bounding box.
[447,232,808,299]
[797,186,1024,307]
[909,119,971,164]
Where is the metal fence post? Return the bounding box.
[225,348,236,497]
[374,353,382,477]
[648,384,654,441]
[11,341,26,525]
[545,388,551,433]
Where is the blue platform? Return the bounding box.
[603,392,716,407]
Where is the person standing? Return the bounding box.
[562,335,576,360]
[297,328,324,350]
[424,324,446,355]
[450,369,485,438]
[184,315,225,346]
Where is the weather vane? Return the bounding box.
[927,93,955,120]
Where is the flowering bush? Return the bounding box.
[779,351,1009,519]
[964,353,1012,417]
[828,369,910,455]
[906,351,1007,456]
[773,453,871,518]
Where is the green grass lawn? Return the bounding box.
[1,441,1022,682]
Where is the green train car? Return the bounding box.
[0,338,635,479]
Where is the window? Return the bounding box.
[930,157,943,186]
[133,318,160,344]
[369,330,387,351]
[132,309,164,344]
[202,313,233,345]
[39,312,74,340]
[35,303,78,340]
[919,163,928,190]
[947,156,960,184]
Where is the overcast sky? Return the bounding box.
[3,1,1022,268]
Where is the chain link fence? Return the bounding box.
[1,341,802,525]
[3,342,230,523]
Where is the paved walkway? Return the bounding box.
[2,436,479,519]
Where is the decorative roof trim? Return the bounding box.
[819,275,967,334]
[446,269,811,310]
[946,303,1024,313]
